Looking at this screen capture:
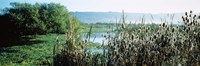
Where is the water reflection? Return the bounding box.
[82,32,115,53]
[82,32,115,45]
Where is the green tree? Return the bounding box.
[0,2,82,41]
[1,2,81,35]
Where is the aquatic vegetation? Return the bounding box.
[55,11,200,66]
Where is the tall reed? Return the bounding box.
[54,11,200,66]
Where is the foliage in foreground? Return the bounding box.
[0,34,102,66]
[55,11,200,66]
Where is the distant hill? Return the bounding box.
[72,12,184,24]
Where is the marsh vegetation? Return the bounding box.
[54,11,200,66]
[1,2,200,66]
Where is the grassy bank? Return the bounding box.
[0,34,101,65]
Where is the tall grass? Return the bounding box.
[54,11,200,66]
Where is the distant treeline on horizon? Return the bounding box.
[72,12,185,24]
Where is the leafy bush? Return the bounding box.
[0,2,82,47]
[0,2,81,36]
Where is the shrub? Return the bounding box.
[0,2,78,36]
[0,2,82,47]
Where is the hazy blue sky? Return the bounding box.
[0,0,200,13]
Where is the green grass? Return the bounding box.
[0,34,102,66]
[0,34,60,65]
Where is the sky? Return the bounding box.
[0,0,200,13]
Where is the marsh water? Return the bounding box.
[82,32,115,53]
[82,32,115,45]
